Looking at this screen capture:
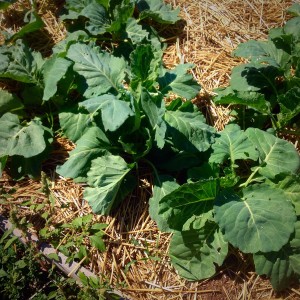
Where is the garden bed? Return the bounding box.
[1,0,300,299]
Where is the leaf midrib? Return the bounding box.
[78,49,118,91]
[173,196,215,208]
[243,200,260,241]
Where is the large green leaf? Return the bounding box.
[274,175,300,215]
[129,44,162,90]
[158,64,200,100]
[108,0,135,32]
[0,40,40,84]
[254,250,292,291]
[84,154,134,214]
[287,3,300,17]
[274,175,300,203]
[246,128,300,179]
[214,87,269,114]
[140,89,166,148]
[149,175,180,232]
[52,30,90,55]
[0,113,47,158]
[209,124,258,166]
[60,0,94,20]
[56,127,110,181]
[254,221,300,291]
[169,217,228,281]
[159,179,217,231]
[230,64,280,93]
[137,0,180,24]
[233,40,290,69]
[165,110,215,153]
[0,51,9,74]
[278,87,300,126]
[284,17,300,42]
[79,94,134,132]
[9,128,53,179]
[268,27,293,57]
[125,18,149,44]
[67,43,126,97]
[42,56,72,101]
[112,173,137,210]
[64,0,93,12]
[81,2,109,35]
[59,106,91,142]
[0,89,24,116]
[290,219,300,251]
[214,184,297,253]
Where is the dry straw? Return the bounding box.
[0,0,299,299]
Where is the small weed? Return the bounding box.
[0,227,118,299]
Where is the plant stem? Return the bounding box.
[269,113,280,131]
[141,158,161,185]
[239,166,260,188]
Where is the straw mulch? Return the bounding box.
[1,1,300,299]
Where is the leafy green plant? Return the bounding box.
[151,123,300,290]
[214,4,300,132]
[0,228,62,299]
[0,0,183,181]
[60,0,180,41]
[40,214,108,262]
[0,227,113,300]
[0,229,46,299]
[55,40,210,214]
[78,272,123,300]
[48,1,208,215]
[0,37,74,178]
